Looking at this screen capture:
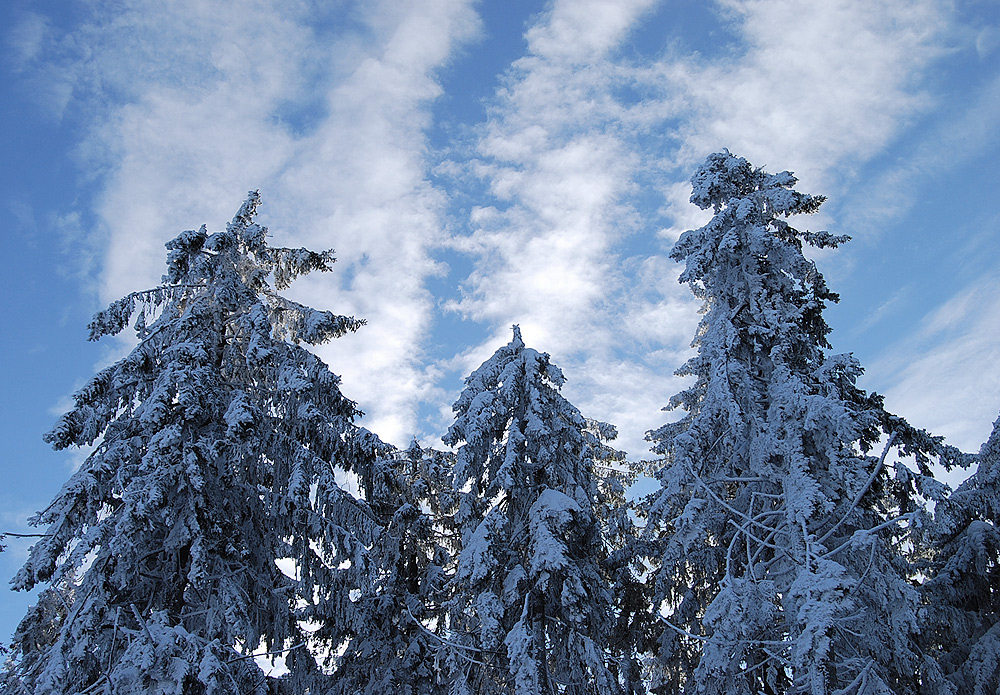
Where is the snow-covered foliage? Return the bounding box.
[588,421,653,695]
[327,441,460,695]
[920,413,1000,694]
[442,327,621,695]
[4,192,386,694]
[644,152,963,695]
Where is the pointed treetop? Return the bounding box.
[511,323,524,347]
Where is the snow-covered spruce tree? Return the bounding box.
[442,327,621,695]
[327,440,460,695]
[644,152,960,695]
[3,192,387,695]
[919,413,1000,694]
[588,421,654,695]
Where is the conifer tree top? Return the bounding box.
[676,149,848,283]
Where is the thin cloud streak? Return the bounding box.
[445,0,683,457]
[839,70,1000,244]
[874,277,1000,454]
[273,0,481,445]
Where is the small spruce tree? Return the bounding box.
[442,327,621,695]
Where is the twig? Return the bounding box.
[227,641,306,664]
[657,615,708,642]
[108,606,121,674]
[77,675,109,695]
[685,460,775,534]
[820,513,915,559]
[130,604,154,644]
[818,433,897,545]
[404,605,484,655]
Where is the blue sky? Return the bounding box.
[2,0,999,642]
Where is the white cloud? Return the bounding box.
[5,11,48,69]
[651,0,950,191]
[272,0,482,445]
[439,0,692,458]
[524,0,658,61]
[35,0,480,447]
[872,276,1000,453]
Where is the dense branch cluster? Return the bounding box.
[2,155,997,695]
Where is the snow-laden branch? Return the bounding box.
[820,512,916,560]
[403,604,497,670]
[657,615,709,642]
[227,642,306,663]
[685,459,777,534]
[818,433,897,545]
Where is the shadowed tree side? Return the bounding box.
[920,414,1000,695]
[326,440,460,695]
[589,421,652,695]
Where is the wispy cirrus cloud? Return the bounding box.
[839,69,1000,246]
[646,0,955,245]
[873,276,1000,455]
[278,0,482,445]
[24,0,480,446]
[660,0,948,181]
[442,0,688,456]
[5,11,49,70]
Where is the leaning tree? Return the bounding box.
[4,192,386,695]
[644,152,962,695]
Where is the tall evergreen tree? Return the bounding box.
[442,327,621,695]
[3,193,385,694]
[644,152,958,695]
[920,413,1000,694]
